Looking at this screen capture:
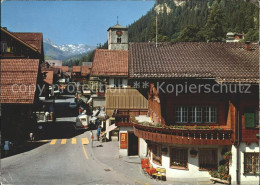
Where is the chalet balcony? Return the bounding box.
[114,114,133,127]
[113,109,148,127]
[133,123,233,145]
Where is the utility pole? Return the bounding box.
[156,0,158,48]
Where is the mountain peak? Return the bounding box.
[43,38,96,61]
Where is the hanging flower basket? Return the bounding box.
[190,149,198,157]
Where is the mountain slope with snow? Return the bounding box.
[43,38,95,61]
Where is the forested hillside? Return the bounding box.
[128,0,259,42]
[77,0,258,64]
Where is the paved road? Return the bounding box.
[1,133,136,185]
[1,97,136,185]
[1,97,219,185]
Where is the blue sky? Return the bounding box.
[1,1,155,46]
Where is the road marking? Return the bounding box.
[40,140,49,142]
[50,139,57,145]
[82,144,89,160]
[71,138,77,144]
[61,139,67,144]
[82,138,89,145]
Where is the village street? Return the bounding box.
[1,97,134,185]
[0,97,157,185]
[1,96,219,185]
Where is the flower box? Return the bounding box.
[210,177,230,184]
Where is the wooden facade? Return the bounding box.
[106,87,148,117]
[0,28,43,60]
[1,27,44,142]
[146,81,259,145]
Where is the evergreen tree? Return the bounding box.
[203,2,225,42]
[176,25,205,42]
[244,28,259,42]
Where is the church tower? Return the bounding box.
[107,23,128,50]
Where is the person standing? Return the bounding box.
[49,104,54,121]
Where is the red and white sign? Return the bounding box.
[120,133,127,149]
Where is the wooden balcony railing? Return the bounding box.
[133,123,233,145]
[114,114,133,127]
[113,109,148,127]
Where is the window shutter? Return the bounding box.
[245,112,255,128]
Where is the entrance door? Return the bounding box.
[128,132,138,156]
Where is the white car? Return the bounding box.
[69,102,77,109]
[75,114,89,130]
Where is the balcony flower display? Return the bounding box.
[209,151,232,184]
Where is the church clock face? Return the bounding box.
[116,30,122,37]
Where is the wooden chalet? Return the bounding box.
[1,27,44,142]
[114,42,259,184]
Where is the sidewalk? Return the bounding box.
[88,131,219,185]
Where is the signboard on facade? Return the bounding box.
[120,133,127,149]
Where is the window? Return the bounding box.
[175,106,217,124]
[114,78,123,87]
[205,106,217,123]
[244,108,258,128]
[244,153,259,174]
[1,42,7,53]
[190,106,203,123]
[176,106,188,123]
[199,149,218,170]
[170,148,188,169]
[117,37,121,43]
[152,144,161,165]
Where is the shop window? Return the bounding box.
[170,148,188,169]
[244,153,259,174]
[199,149,218,170]
[152,144,161,165]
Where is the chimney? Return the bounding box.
[245,41,250,51]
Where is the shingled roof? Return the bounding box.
[1,59,40,104]
[91,49,128,77]
[72,66,81,73]
[12,32,43,54]
[42,70,54,85]
[129,42,259,83]
[1,27,42,54]
[81,65,91,76]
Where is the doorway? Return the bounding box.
[128,132,138,156]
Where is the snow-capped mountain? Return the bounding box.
[43,38,95,60]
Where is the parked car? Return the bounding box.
[69,102,77,109]
[75,114,89,130]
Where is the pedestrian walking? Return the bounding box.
[3,140,10,157]
[90,130,94,147]
[97,125,101,141]
[78,107,82,115]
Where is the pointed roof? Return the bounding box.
[107,24,127,31]
[12,32,43,53]
[1,27,43,54]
